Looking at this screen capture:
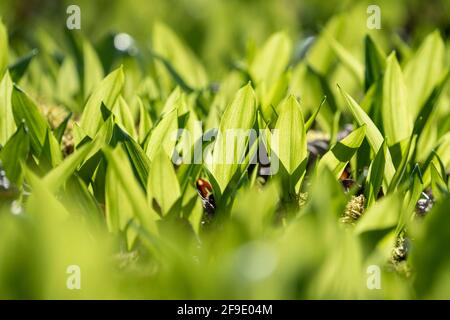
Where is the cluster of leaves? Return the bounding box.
[0,10,449,299]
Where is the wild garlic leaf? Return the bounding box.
[404,30,445,117]
[11,85,49,154]
[0,123,30,185]
[43,138,102,193]
[318,125,366,179]
[112,96,137,139]
[9,49,38,82]
[339,86,395,186]
[326,32,364,84]
[0,19,8,76]
[364,35,386,91]
[145,108,178,161]
[147,149,181,215]
[104,145,159,236]
[0,71,15,145]
[250,31,291,86]
[79,66,124,137]
[152,22,207,91]
[364,141,387,206]
[83,38,104,99]
[382,53,412,144]
[273,95,307,175]
[137,97,153,144]
[354,193,401,234]
[211,83,257,192]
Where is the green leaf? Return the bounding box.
[211,83,257,192]
[411,196,450,298]
[83,38,104,99]
[105,150,139,248]
[430,163,448,201]
[151,53,194,93]
[147,149,181,215]
[388,69,450,192]
[79,66,124,137]
[152,22,207,91]
[326,32,363,84]
[354,193,401,234]
[8,49,38,82]
[305,96,326,132]
[0,71,15,145]
[389,136,412,169]
[38,128,62,171]
[317,125,366,179]
[104,145,159,236]
[401,164,424,228]
[382,53,412,144]
[110,124,150,188]
[404,30,445,117]
[412,68,450,136]
[11,85,49,154]
[434,134,450,174]
[232,181,279,236]
[0,123,30,185]
[54,113,72,144]
[138,97,153,144]
[364,35,386,91]
[387,135,417,193]
[112,96,137,139]
[72,122,87,146]
[338,86,395,186]
[304,65,338,129]
[273,95,307,175]
[145,109,178,161]
[63,175,104,225]
[0,19,8,76]
[249,31,291,86]
[24,167,70,222]
[43,138,102,193]
[258,72,290,124]
[56,57,79,111]
[364,141,387,206]
[306,14,344,74]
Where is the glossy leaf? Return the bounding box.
[79,66,124,137]
[104,146,159,236]
[145,108,178,161]
[0,19,7,76]
[43,138,102,193]
[318,125,366,178]
[83,39,104,99]
[354,193,401,234]
[112,96,137,139]
[147,149,181,215]
[11,85,48,154]
[273,95,307,175]
[211,83,257,192]
[404,30,445,117]
[364,35,386,91]
[0,123,30,185]
[339,86,395,186]
[382,53,412,144]
[326,33,363,84]
[8,49,38,82]
[0,71,14,145]
[152,22,207,90]
[364,141,387,206]
[250,31,291,86]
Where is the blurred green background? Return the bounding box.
[1,0,449,79]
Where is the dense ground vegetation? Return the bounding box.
[0,1,449,299]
